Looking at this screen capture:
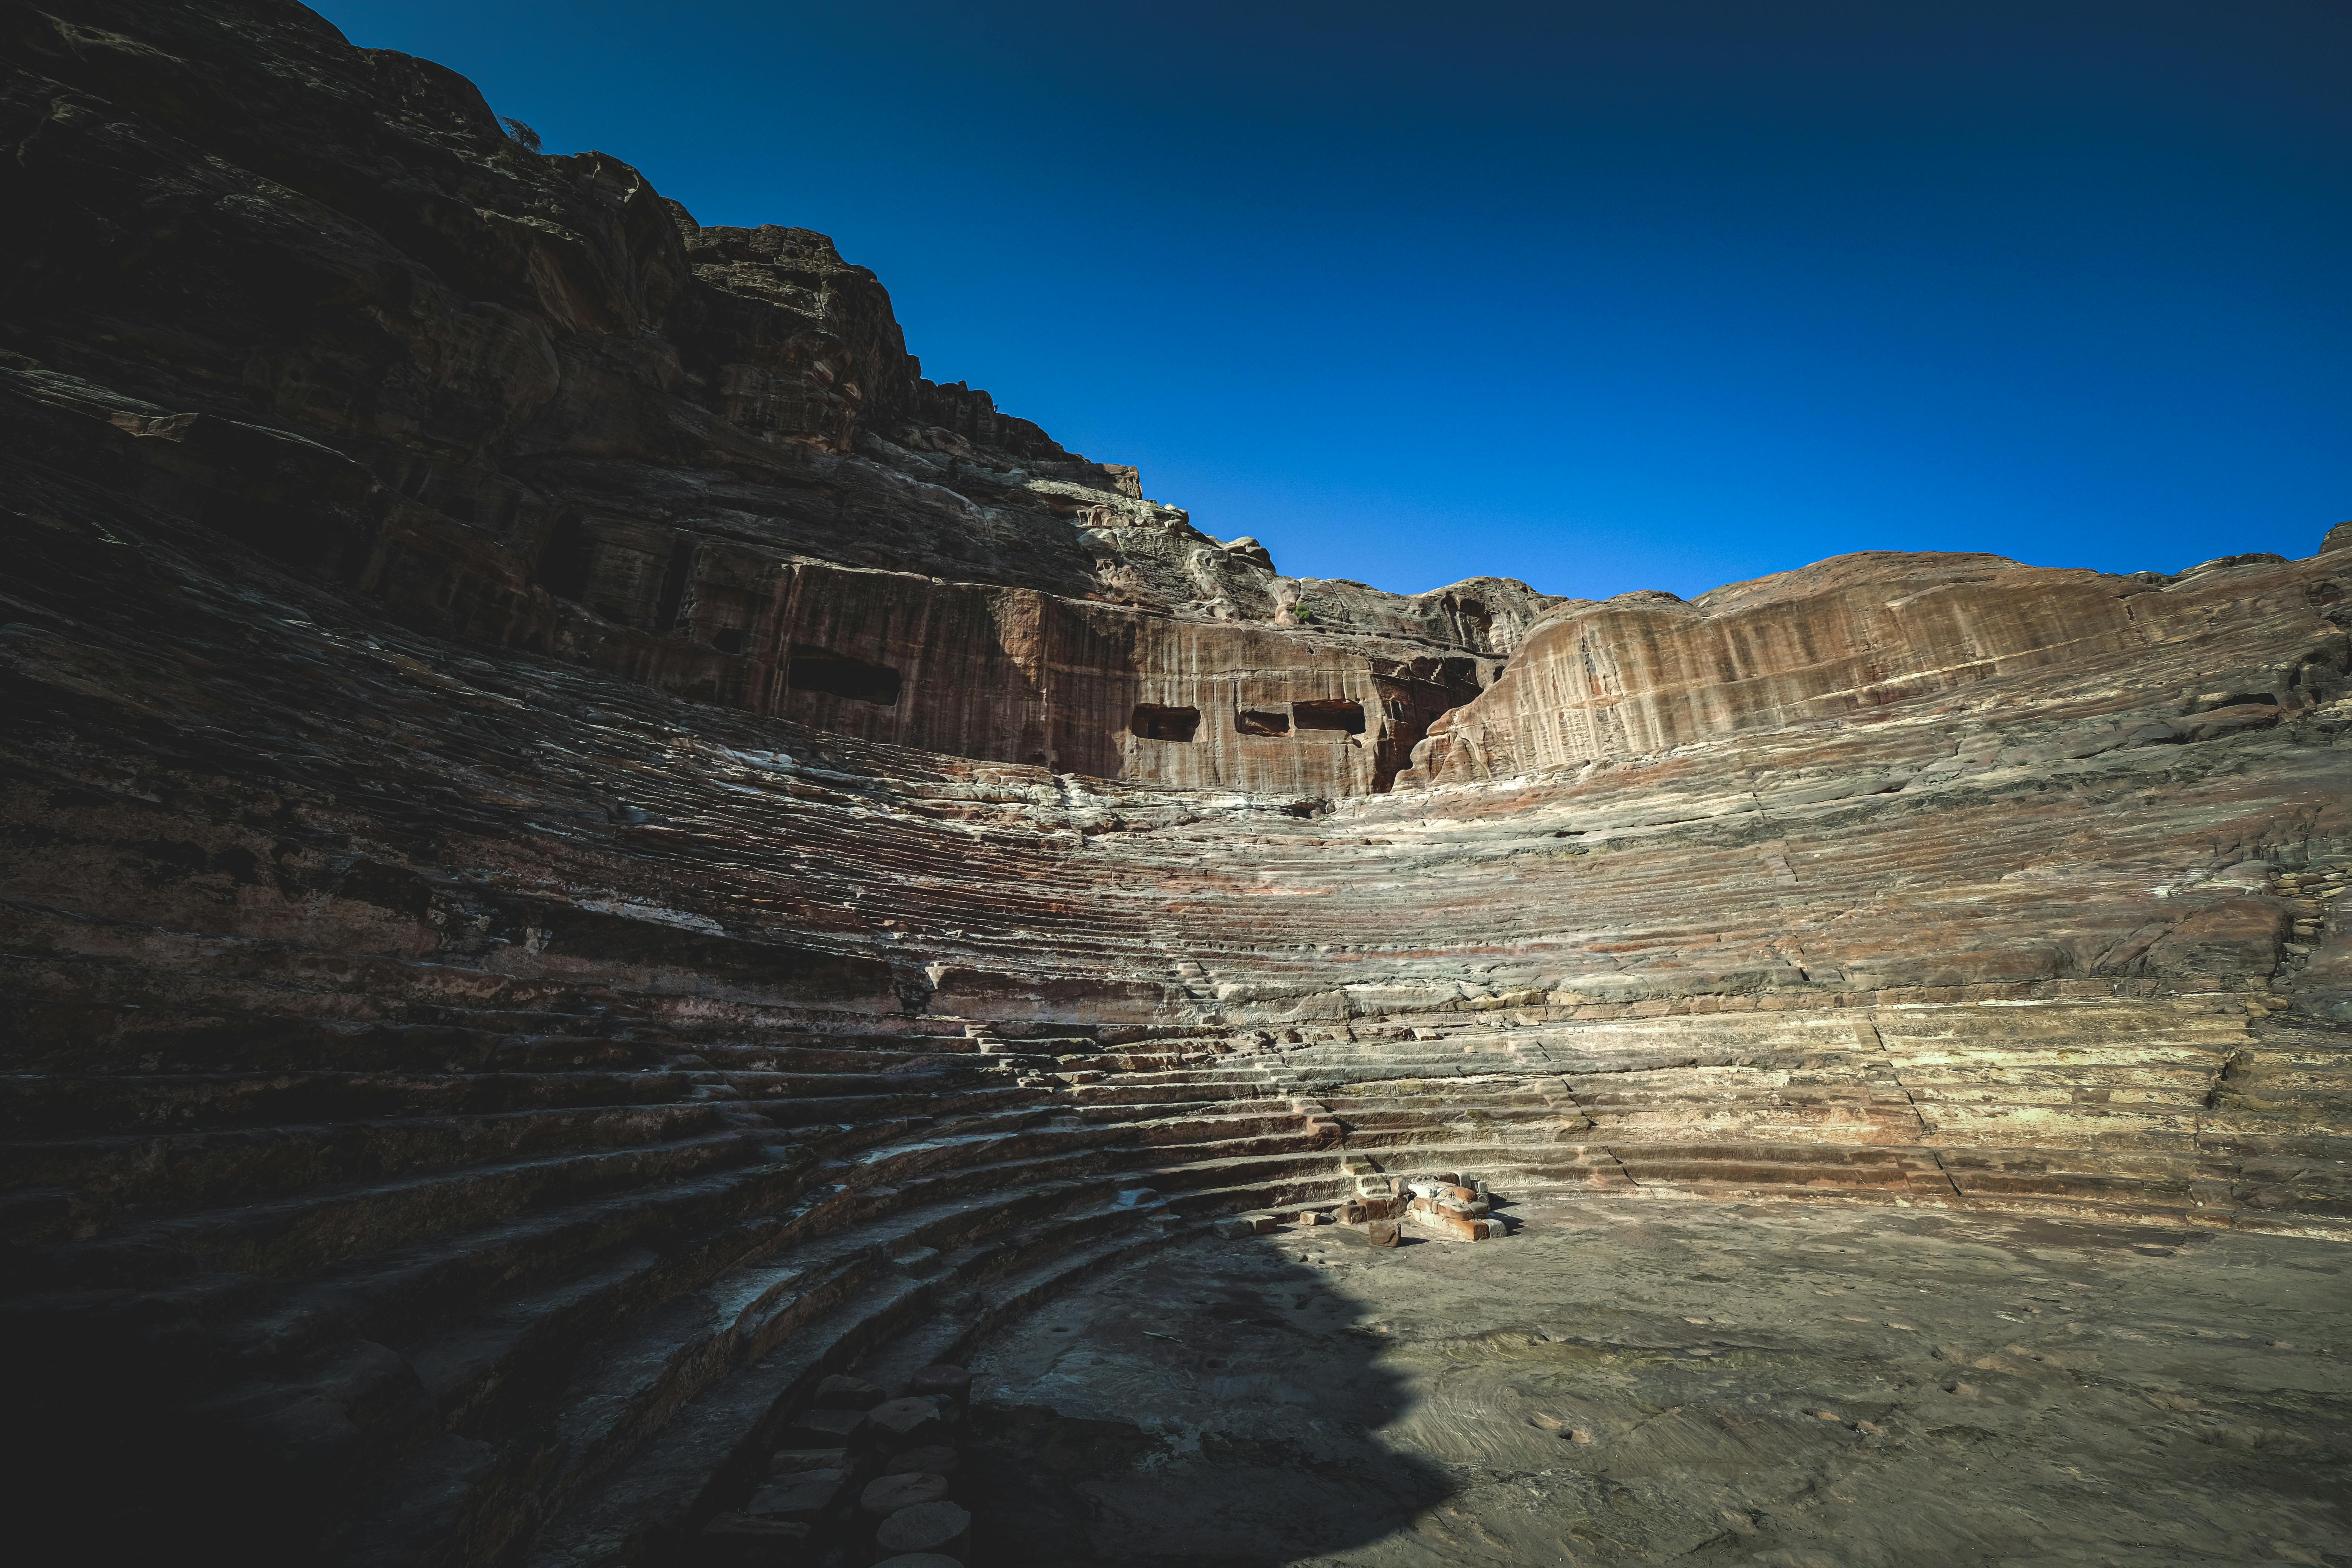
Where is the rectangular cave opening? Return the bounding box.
[535,513,592,602]
[785,644,901,706]
[1132,704,1201,742]
[654,533,697,632]
[1292,699,1366,735]
[1235,708,1291,736]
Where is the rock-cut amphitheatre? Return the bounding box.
[3,5,2348,1566]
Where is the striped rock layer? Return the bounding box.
[1,3,2349,1565]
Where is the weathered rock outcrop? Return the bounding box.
[0,0,1555,798]
[1405,551,2344,786]
[2,4,2349,1566]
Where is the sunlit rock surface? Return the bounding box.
[2,3,2348,1565]
[971,1199,2350,1566]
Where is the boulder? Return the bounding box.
[907,1364,973,1402]
[884,1445,961,1478]
[864,1397,945,1451]
[745,1468,847,1520]
[782,1407,869,1449]
[874,1500,973,1559]
[814,1373,886,1410]
[860,1472,951,1518]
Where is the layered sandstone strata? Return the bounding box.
[2,3,2349,1567]
[1404,550,2340,786]
[0,0,1552,797]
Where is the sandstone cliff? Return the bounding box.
[2,4,2348,1566]
[0,0,1557,797]
[1405,550,2346,785]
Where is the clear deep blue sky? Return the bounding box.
[313,0,2349,600]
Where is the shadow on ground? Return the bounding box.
[964,1198,2352,1567]
[965,1224,1458,1567]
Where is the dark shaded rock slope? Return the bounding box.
[0,0,1552,796]
[2,3,2348,1565]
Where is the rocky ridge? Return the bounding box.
[0,0,1557,795]
[2,3,2349,1566]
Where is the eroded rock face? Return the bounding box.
[0,0,1554,798]
[1404,551,2347,786]
[2,4,2350,1567]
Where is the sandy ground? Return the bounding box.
[963,1197,2350,1567]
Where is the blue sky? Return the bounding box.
[313,1,2349,600]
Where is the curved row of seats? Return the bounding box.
[8,535,2348,1566]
